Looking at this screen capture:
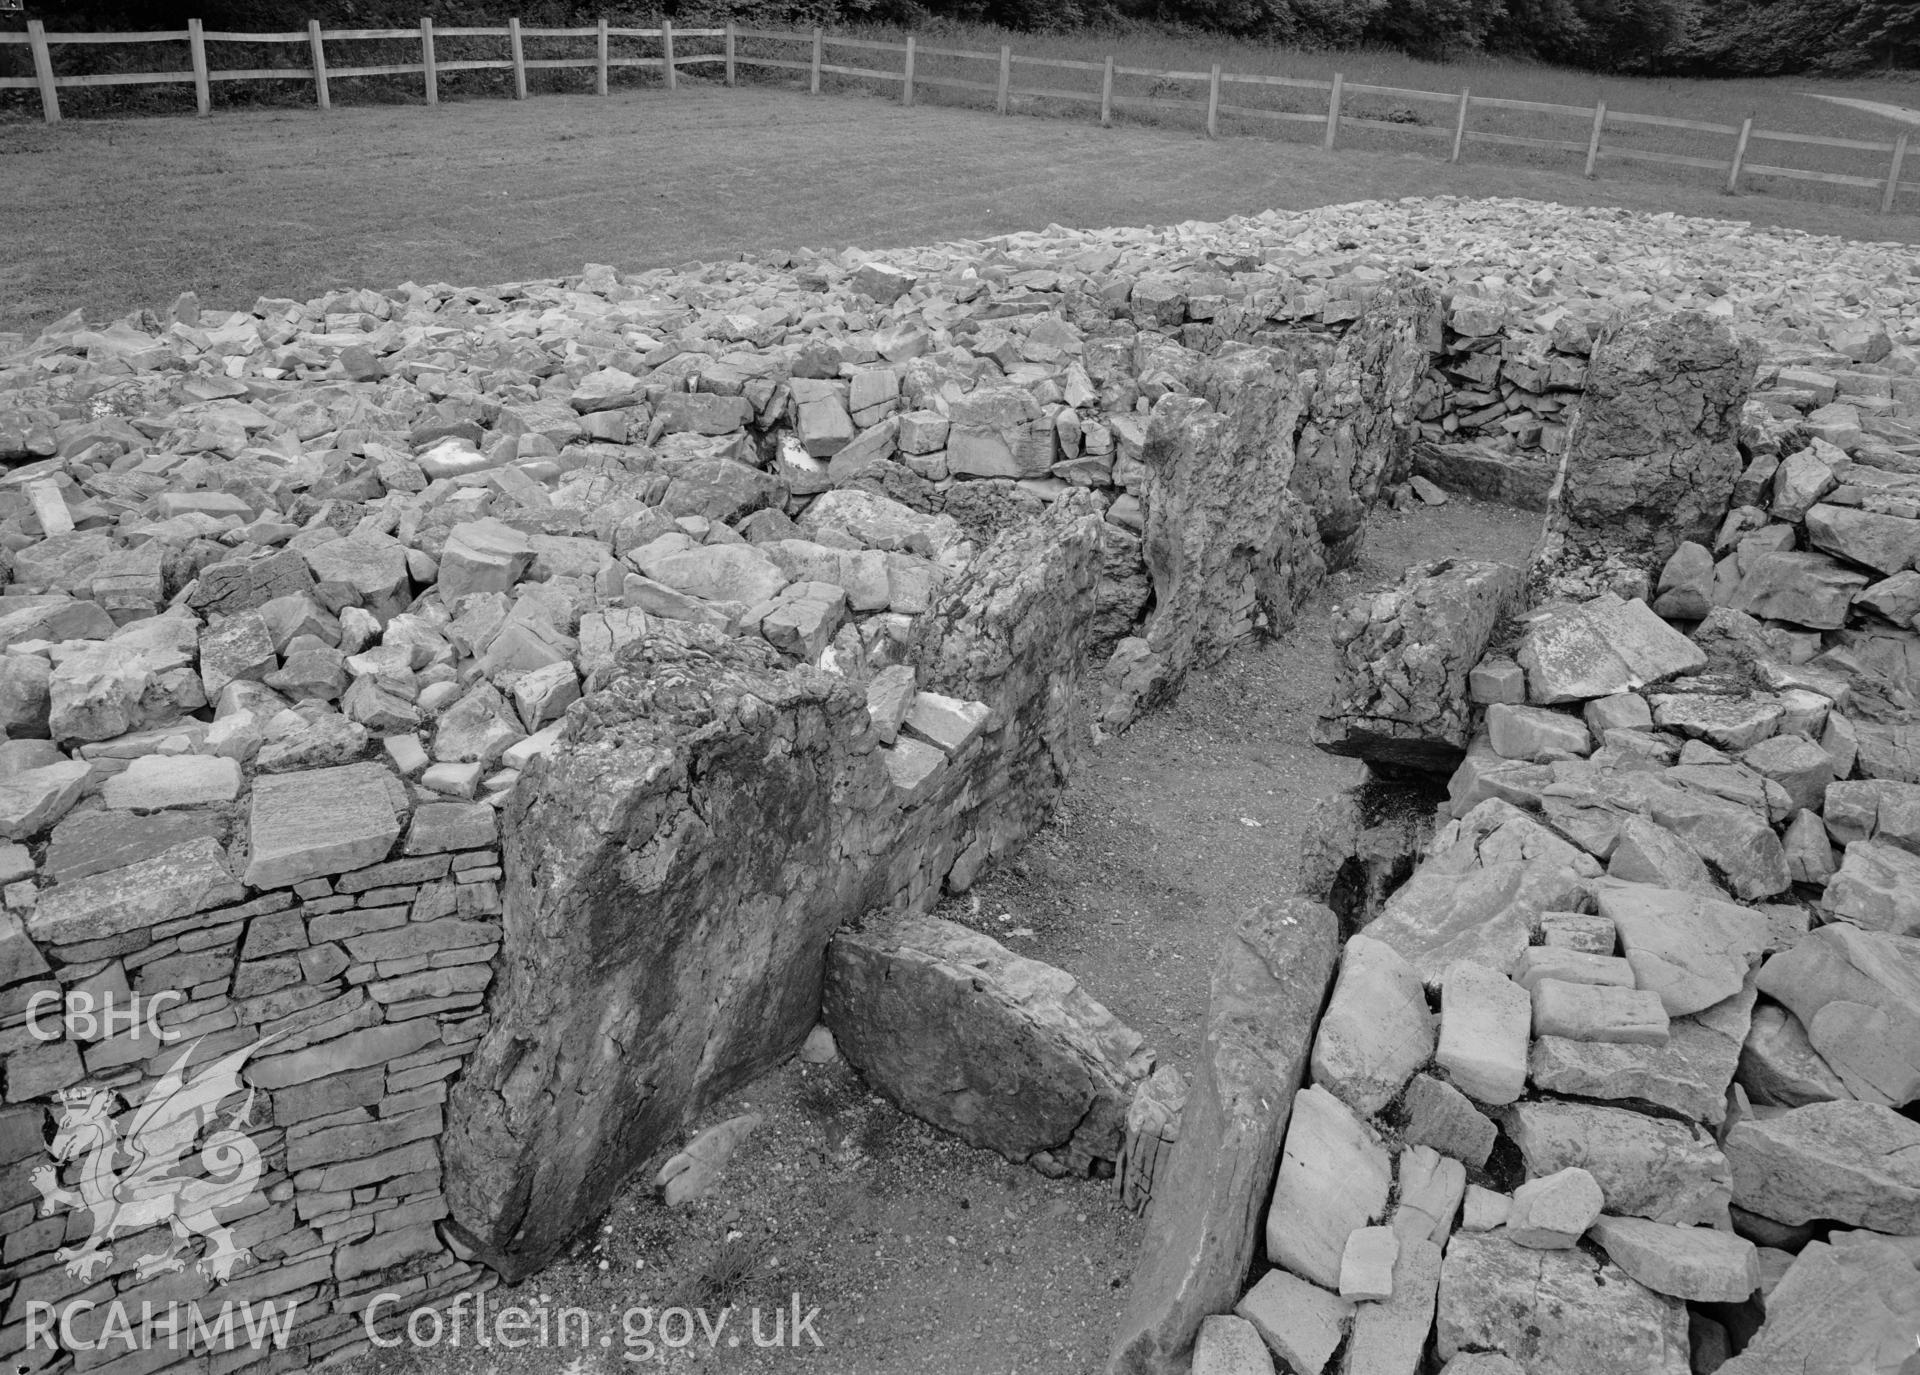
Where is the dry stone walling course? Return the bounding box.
[1128,255,1920,1375]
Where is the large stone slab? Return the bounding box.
[1436,959,1531,1105]
[1110,899,1341,1375]
[825,914,1150,1173]
[1364,858,1589,990]
[1823,839,1920,936]
[1233,1269,1350,1375]
[1737,1001,1851,1107]
[1516,594,1707,705]
[1753,923,1920,1107]
[1724,1100,1920,1231]
[1504,1100,1732,1226]
[1308,934,1434,1116]
[27,836,243,947]
[1264,1083,1392,1290]
[1597,881,1767,1016]
[243,762,404,889]
[1587,1214,1760,1302]
[1314,558,1522,772]
[0,759,90,840]
[1435,1231,1691,1375]
[1718,1231,1920,1375]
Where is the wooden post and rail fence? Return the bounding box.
[2,18,1913,214]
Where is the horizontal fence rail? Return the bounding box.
[1,18,1914,212]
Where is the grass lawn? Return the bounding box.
[1,74,1915,337]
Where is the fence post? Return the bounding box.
[1584,100,1605,178]
[1728,116,1753,193]
[509,17,527,98]
[28,19,59,124]
[1450,86,1469,162]
[1885,131,1910,214]
[188,17,211,116]
[659,19,673,94]
[902,34,914,106]
[1323,72,1342,150]
[1206,62,1220,138]
[997,44,1010,115]
[421,17,437,105]
[309,19,330,109]
[810,27,821,95]
[591,17,606,96]
[1100,55,1113,127]
[725,21,736,86]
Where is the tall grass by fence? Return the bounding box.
[3,18,1915,214]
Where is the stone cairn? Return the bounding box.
[1,196,1916,1375]
[1117,287,1920,1373]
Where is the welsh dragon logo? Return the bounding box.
[31,1036,274,1284]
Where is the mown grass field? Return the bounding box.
[1,30,1916,336]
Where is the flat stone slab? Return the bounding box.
[0,759,90,840]
[101,752,243,810]
[1530,982,1752,1125]
[1309,933,1434,1116]
[27,835,243,947]
[1367,858,1590,991]
[1436,1231,1690,1375]
[1588,1214,1760,1302]
[826,914,1150,1174]
[1724,1099,1920,1232]
[1530,978,1670,1044]
[1598,881,1767,1016]
[1718,1231,1920,1375]
[1504,1100,1732,1227]
[244,762,404,889]
[1233,1269,1350,1375]
[1344,1236,1442,1375]
[1516,594,1706,705]
[1436,959,1531,1105]
[1191,1315,1274,1375]
[1265,1083,1392,1289]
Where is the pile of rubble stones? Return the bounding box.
[1177,234,1920,1373]
[1,195,1917,1375]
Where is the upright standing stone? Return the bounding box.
[1548,311,1757,567]
[1111,899,1339,1375]
[1314,559,1522,772]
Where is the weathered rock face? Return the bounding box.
[1109,898,1338,1375]
[823,915,1151,1172]
[443,502,1102,1271]
[1548,311,1758,568]
[1115,345,1312,723]
[1315,558,1523,772]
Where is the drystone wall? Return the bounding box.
[1128,280,1920,1372]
